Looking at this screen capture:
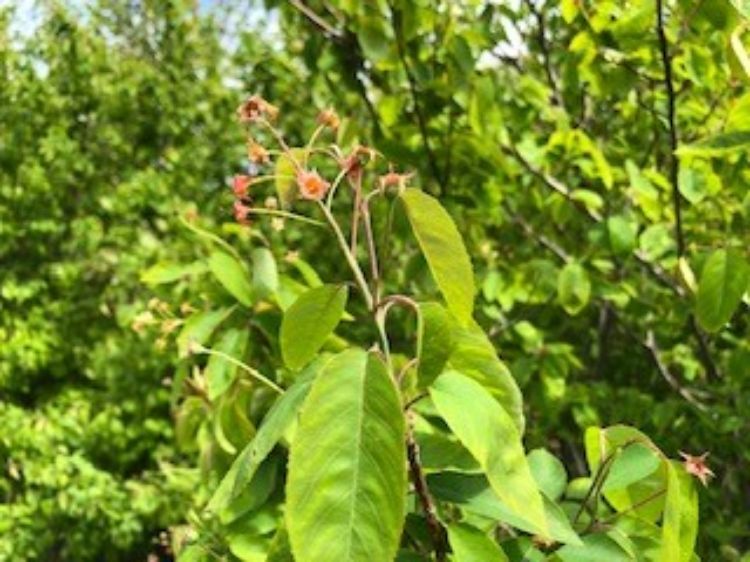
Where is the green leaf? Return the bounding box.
[558,262,591,316]
[400,188,475,324]
[527,448,567,501]
[205,329,248,400]
[208,251,254,307]
[659,461,698,562]
[731,0,750,18]
[556,533,633,562]
[176,307,234,358]
[141,260,206,285]
[584,426,667,522]
[607,215,637,256]
[447,523,508,562]
[286,350,406,562]
[280,284,348,370]
[206,359,322,513]
[602,443,662,493]
[275,148,304,207]
[695,249,750,332]
[428,472,581,546]
[251,247,278,300]
[430,371,547,536]
[417,302,455,388]
[676,130,750,156]
[447,319,525,433]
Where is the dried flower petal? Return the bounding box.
[378,169,413,191]
[679,451,715,487]
[317,108,340,130]
[236,95,278,123]
[248,140,270,164]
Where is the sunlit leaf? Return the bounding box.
[286,350,406,562]
[430,371,547,536]
[695,249,750,332]
[400,188,475,324]
[208,251,254,307]
[280,284,348,370]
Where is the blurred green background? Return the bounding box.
[1,0,749,560]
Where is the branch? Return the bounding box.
[388,1,445,193]
[290,0,342,39]
[406,421,446,561]
[643,330,708,411]
[504,144,686,297]
[656,1,721,379]
[655,0,685,257]
[525,0,562,105]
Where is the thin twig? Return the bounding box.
[525,0,562,105]
[656,0,684,256]
[289,0,343,38]
[644,330,707,411]
[388,1,445,193]
[656,1,721,379]
[406,420,446,561]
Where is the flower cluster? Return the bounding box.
[228,96,413,225]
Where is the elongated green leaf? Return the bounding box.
[251,247,278,300]
[280,284,348,370]
[584,426,667,522]
[695,249,750,332]
[558,262,591,316]
[430,371,547,536]
[177,307,233,358]
[141,260,206,285]
[400,188,475,324]
[427,472,581,546]
[286,350,406,562]
[447,523,508,562]
[205,329,248,400]
[208,251,254,307]
[417,302,455,388]
[447,320,525,433]
[676,130,750,157]
[659,461,698,562]
[603,443,661,493]
[556,533,633,562]
[206,358,324,513]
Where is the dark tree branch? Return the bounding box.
[655,0,685,257]
[406,421,446,561]
[388,1,445,194]
[656,0,721,379]
[525,0,562,106]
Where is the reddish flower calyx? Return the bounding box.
[236,95,279,123]
[247,140,270,164]
[342,145,376,180]
[233,175,254,199]
[679,451,715,487]
[233,200,251,225]
[379,169,413,191]
[317,108,340,130]
[296,169,330,201]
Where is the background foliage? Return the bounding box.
[1,0,749,560]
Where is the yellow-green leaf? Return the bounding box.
[286,350,406,562]
[208,251,254,307]
[695,249,750,332]
[430,371,547,537]
[400,188,475,324]
[280,284,348,370]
